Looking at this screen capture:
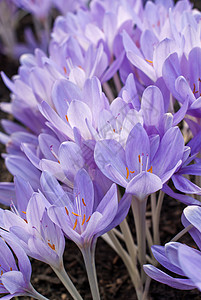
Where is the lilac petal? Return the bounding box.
[141,86,164,128]
[52,79,81,121]
[98,192,131,237]
[172,174,201,194]
[125,123,150,172]
[40,171,70,206]
[27,236,60,268]
[0,183,16,206]
[38,133,60,161]
[179,164,201,176]
[48,206,81,246]
[14,176,34,216]
[162,184,201,206]
[162,52,182,102]
[175,76,195,105]
[81,211,102,243]
[40,159,73,187]
[181,213,201,250]
[143,265,195,290]
[67,100,92,139]
[3,211,26,231]
[94,184,118,234]
[123,31,156,81]
[26,193,48,227]
[101,51,125,83]
[151,244,184,276]
[152,127,184,177]
[189,47,201,92]
[1,271,28,294]
[5,156,41,191]
[153,38,178,78]
[74,169,94,218]
[173,97,189,126]
[94,139,127,186]
[184,206,201,233]
[21,143,40,169]
[58,141,84,182]
[178,244,201,290]
[39,101,74,140]
[0,237,17,271]
[83,77,109,127]
[126,172,162,201]
[1,120,27,135]
[140,30,158,62]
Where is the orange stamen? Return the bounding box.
[1,271,3,276]
[65,207,69,216]
[72,212,81,217]
[82,198,86,206]
[145,59,153,65]
[86,216,91,222]
[126,167,129,179]
[82,214,86,225]
[22,211,26,214]
[113,128,116,133]
[0,283,3,285]
[193,83,198,95]
[130,170,135,174]
[147,166,153,173]
[10,267,12,271]
[73,219,78,230]
[63,66,67,74]
[48,243,55,251]
[24,219,28,223]
[138,155,141,163]
[65,114,69,122]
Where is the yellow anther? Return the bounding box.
[126,167,129,179]
[72,212,81,217]
[65,207,69,216]
[22,211,26,214]
[86,216,91,222]
[73,219,78,230]
[48,243,55,251]
[82,198,86,207]
[82,214,86,225]
[145,59,153,65]
[147,166,153,173]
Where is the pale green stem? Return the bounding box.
[51,262,83,300]
[29,285,50,300]
[103,82,115,103]
[142,276,151,300]
[145,221,154,260]
[153,191,165,245]
[170,224,194,242]
[131,197,147,283]
[81,245,100,300]
[120,218,138,265]
[107,230,143,300]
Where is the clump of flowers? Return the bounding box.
[0,0,201,299]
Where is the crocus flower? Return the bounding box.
[0,236,48,299]
[144,242,201,290]
[47,168,131,300]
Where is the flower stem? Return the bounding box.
[81,245,100,300]
[170,224,193,242]
[29,285,50,300]
[52,263,83,300]
[131,197,147,283]
[153,191,165,245]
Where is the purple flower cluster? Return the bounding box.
[0,0,201,298]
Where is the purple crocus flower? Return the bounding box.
[47,168,131,249]
[12,0,51,20]
[144,242,201,290]
[0,236,48,299]
[94,122,184,201]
